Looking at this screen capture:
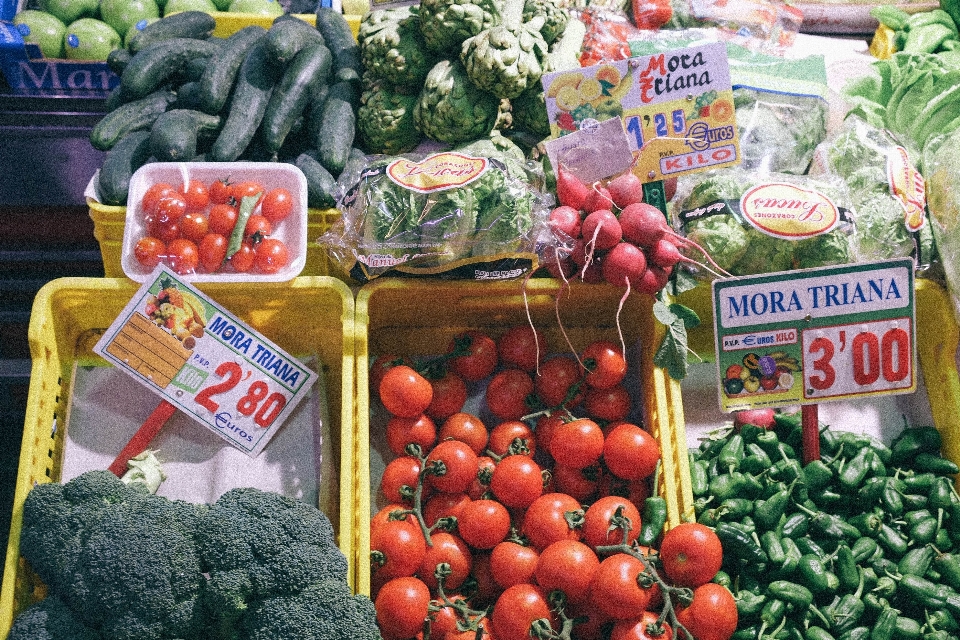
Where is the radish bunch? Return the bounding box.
[545,166,717,293]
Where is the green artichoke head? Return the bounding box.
[358,80,423,155]
[522,0,568,45]
[414,59,501,144]
[460,22,550,99]
[360,9,437,86]
[510,85,550,137]
[418,0,504,57]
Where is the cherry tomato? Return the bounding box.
[447,616,495,640]
[422,492,470,528]
[425,370,468,421]
[371,503,417,532]
[418,531,473,591]
[603,423,660,481]
[425,439,479,495]
[490,454,543,510]
[141,182,176,219]
[611,611,675,640]
[181,179,209,212]
[244,214,273,241]
[253,238,289,274]
[457,499,511,550]
[582,495,642,550]
[447,330,498,382]
[134,236,165,269]
[584,384,632,422]
[198,233,228,273]
[521,492,583,551]
[385,414,437,458]
[469,552,500,607]
[497,325,547,372]
[582,340,627,389]
[534,539,600,605]
[675,583,738,640]
[485,369,535,422]
[379,456,422,505]
[468,455,496,500]
[492,584,556,640]
[208,203,239,235]
[179,212,209,243]
[489,540,539,589]
[232,180,265,205]
[659,523,723,588]
[427,598,462,640]
[260,187,294,223]
[228,241,256,273]
[370,518,426,581]
[370,355,414,398]
[154,194,187,226]
[535,412,565,455]
[439,412,489,456]
[165,238,199,275]
[550,464,599,502]
[550,418,604,470]
[208,177,233,205]
[151,219,181,243]
[535,355,584,408]
[374,576,431,640]
[379,365,433,418]
[487,420,536,458]
[590,553,657,620]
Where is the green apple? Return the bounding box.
[123,16,158,48]
[99,0,160,39]
[14,10,67,59]
[64,18,122,60]
[162,0,216,15]
[39,0,98,26]
[227,0,283,17]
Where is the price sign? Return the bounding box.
[541,41,740,183]
[94,266,318,456]
[711,258,916,412]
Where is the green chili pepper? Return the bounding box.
[874,575,898,597]
[891,426,942,465]
[922,630,952,640]
[698,507,720,527]
[863,592,890,617]
[740,422,766,444]
[926,566,942,582]
[893,616,922,640]
[849,512,883,537]
[226,193,261,259]
[732,629,760,640]
[796,537,827,557]
[871,605,898,640]
[802,507,861,541]
[742,443,774,475]
[881,479,905,517]
[709,473,742,502]
[925,607,959,632]
[898,574,951,609]
[933,550,960,591]
[779,512,810,539]
[901,493,929,512]
[877,522,909,558]
[760,598,788,632]
[935,526,953,551]
[902,472,937,494]
[914,453,960,476]
[690,454,710,497]
[774,458,804,484]
[899,545,935,577]
[699,435,729,458]
[762,530,787,567]
[638,496,667,546]
[719,434,745,473]
[715,521,768,565]
[871,556,900,578]
[780,537,803,576]
[756,486,792,531]
[867,449,888,479]
[712,569,732,589]
[861,566,879,592]
[858,477,887,505]
[806,627,837,640]
[835,544,860,592]
[769,580,814,609]
[737,590,767,619]
[814,491,846,512]
[798,553,833,595]
[830,592,866,636]
[838,629,870,640]
[804,459,835,494]
[820,427,840,458]
[852,537,880,563]
[719,498,754,521]
[904,509,934,526]
[840,448,873,493]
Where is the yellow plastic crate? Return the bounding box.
[0,276,357,635]
[88,198,353,283]
[353,279,692,597]
[211,12,361,38]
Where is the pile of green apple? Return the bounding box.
[13,0,284,61]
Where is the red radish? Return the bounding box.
[570,238,591,267]
[557,165,591,210]
[581,210,622,251]
[602,241,647,287]
[546,254,575,279]
[648,237,682,269]
[619,202,668,247]
[548,205,583,239]
[634,264,670,295]
[607,172,645,208]
[733,408,777,430]
[583,186,614,213]
[664,177,678,202]
[581,260,605,284]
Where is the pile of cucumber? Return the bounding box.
[91,9,362,208]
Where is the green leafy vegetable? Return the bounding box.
[653,297,700,381]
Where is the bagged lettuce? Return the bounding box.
[923,128,960,322]
[319,151,552,283]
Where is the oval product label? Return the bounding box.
[386,152,488,194]
[739,182,839,240]
[886,146,927,232]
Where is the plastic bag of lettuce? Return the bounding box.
[669,167,856,280]
[923,129,960,322]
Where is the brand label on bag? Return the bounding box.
[887,146,927,232]
[93,266,319,456]
[387,153,489,193]
[740,182,840,239]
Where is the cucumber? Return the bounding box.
[210,40,281,162]
[121,38,220,100]
[149,109,223,161]
[107,47,132,76]
[339,146,368,186]
[97,131,153,206]
[171,81,203,110]
[294,151,338,209]
[315,80,356,176]
[262,42,332,154]
[89,89,177,151]
[314,7,361,86]
[127,11,217,53]
[198,25,266,115]
[263,16,325,67]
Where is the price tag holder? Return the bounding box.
[541,41,740,183]
[94,266,319,456]
[711,258,916,412]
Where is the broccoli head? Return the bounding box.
[241,579,381,640]
[8,594,102,640]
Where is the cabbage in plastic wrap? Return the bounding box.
[735,88,827,175]
[923,128,960,321]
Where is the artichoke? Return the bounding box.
[358,80,423,155]
[522,0,568,45]
[460,19,549,100]
[359,7,437,87]
[414,59,500,144]
[418,0,504,57]
[511,85,550,137]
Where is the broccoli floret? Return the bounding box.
[8,594,102,640]
[241,579,381,640]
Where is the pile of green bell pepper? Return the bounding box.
[692,415,960,640]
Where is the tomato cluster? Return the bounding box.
[133,177,294,276]
[369,327,737,640]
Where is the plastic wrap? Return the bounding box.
[923,128,960,323]
[670,167,856,280]
[319,151,554,283]
[662,0,802,54]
